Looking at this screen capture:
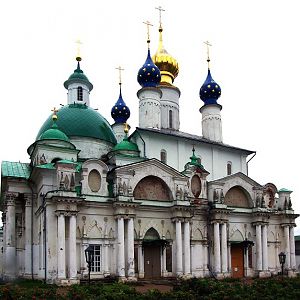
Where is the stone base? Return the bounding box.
[118,276,127,283]
[138,272,145,279]
[181,273,192,280]
[288,270,297,278]
[216,273,225,279]
[127,276,137,282]
[258,271,271,278]
[56,278,80,286]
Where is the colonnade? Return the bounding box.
[56,212,77,281]
[116,216,135,279]
[213,221,228,275]
[283,225,296,270]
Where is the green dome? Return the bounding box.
[37,104,117,145]
[113,138,139,152]
[38,123,70,142]
[64,61,93,91]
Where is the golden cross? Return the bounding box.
[51,107,58,115]
[115,66,124,85]
[204,40,212,68]
[155,6,165,26]
[75,39,82,59]
[143,20,153,43]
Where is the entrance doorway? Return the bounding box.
[144,244,161,279]
[231,243,244,278]
[142,228,163,279]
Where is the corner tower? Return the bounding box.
[137,21,162,129]
[152,6,180,130]
[199,42,223,142]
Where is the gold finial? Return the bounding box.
[51,107,59,121]
[143,20,153,48]
[115,66,124,85]
[155,6,165,29]
[124,122,129,134]
[75,39,82,61]
[204,41,212,69]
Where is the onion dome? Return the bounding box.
[111,84,130,124]
[64,57,93,91]
[37,103,117,145]
[38,114,69,142]
[199,69,221,105]
[152,26,179,85]
[112,124,140,157]
[137,49,161,88]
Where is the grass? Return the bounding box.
[0,276,300,299]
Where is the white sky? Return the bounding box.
[0,0,299,232]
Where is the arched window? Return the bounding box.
[160,149,167,164]
[88,169,101,192]
[77,86,83,101]
[227,161,232,175]
[169,110,173,128]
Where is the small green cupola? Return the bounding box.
[108,123,140,162]
[64,56,93,106]
[38,111,69,142]
[64,57,93,91]
[182,147,209,175]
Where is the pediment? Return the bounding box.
[210,172,262,189]
[113,158,187,180]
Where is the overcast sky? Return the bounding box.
[0,0,299,232]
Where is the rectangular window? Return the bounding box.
[77,86,83,101]
[90,245,102,272]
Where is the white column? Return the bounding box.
[214,222,221,273]
[138,243,144,278]
[183,221,191,275]
[162,246,167,276]
[175,220,183,275]
[203,243,208,274]
[117,217,125,277]
[284,226,291,269]
[227,243,232,274]
[103,243,110,275]
[262,225,268,271]
[221,223,228,274]
[57,213,66,279]
[290,227,296,269]
[255,224,262,271]
[24,196,32,276]
[5,195,16,278]
[69,214,77,279]
[2,215,6,273]
[127,218,135,278]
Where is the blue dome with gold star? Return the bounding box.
[137,49,161,88]
[199,69,221,105]
[111,86,130,123]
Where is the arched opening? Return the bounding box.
[224,186,252,208]
[51,157,62,164]
[160,149,167,164]
[77,86,83,101]
[227,161,232,175]
[169,110,173,129]
[142,228,166,279]
[133,176,173,201]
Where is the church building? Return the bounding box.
[0,13,298,284]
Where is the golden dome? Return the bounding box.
[152,26,179,85]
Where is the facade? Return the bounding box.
[0,20,298,284]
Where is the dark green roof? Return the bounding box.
[38,123,70,142]
[295,236,300,241]
[36,104,117,145]
[1,161,30,179]
[278,188,293,193]
[113,137,139,152]
[64,62,93,91]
